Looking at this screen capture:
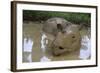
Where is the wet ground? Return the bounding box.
[22,21,91,62]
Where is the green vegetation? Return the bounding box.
[23,10,91,26]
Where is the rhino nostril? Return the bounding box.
[59,46,64,50]
[72,36,75,38]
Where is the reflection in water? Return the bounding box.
[23,33,91,62]
[41,33,48,53]
[27,54,32,62]
[24,38,33,52]
[40,33,51,62]
[23,38,33,62]
[23,22,91,62]
[40,56,51,62]
[79,36,91,59]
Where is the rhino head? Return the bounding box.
[51,24,81,56]
[42,17,82,56]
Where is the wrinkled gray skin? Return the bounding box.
[42,17,81,56]
[43,17,72,37]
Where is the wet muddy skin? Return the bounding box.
[23,21,91,62]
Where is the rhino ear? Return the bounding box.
[57,24,63,32]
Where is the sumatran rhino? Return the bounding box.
[42,17,81,56]
[43,17,71,37]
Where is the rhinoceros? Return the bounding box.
[42,17,72,37]
[42,17,81,56]
[51,24,81,56]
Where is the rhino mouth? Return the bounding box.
[52,46,67,56]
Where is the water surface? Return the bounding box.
[23,21,91,62]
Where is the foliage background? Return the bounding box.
[23,10,91,27]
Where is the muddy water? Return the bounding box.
[23,21,91,62]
